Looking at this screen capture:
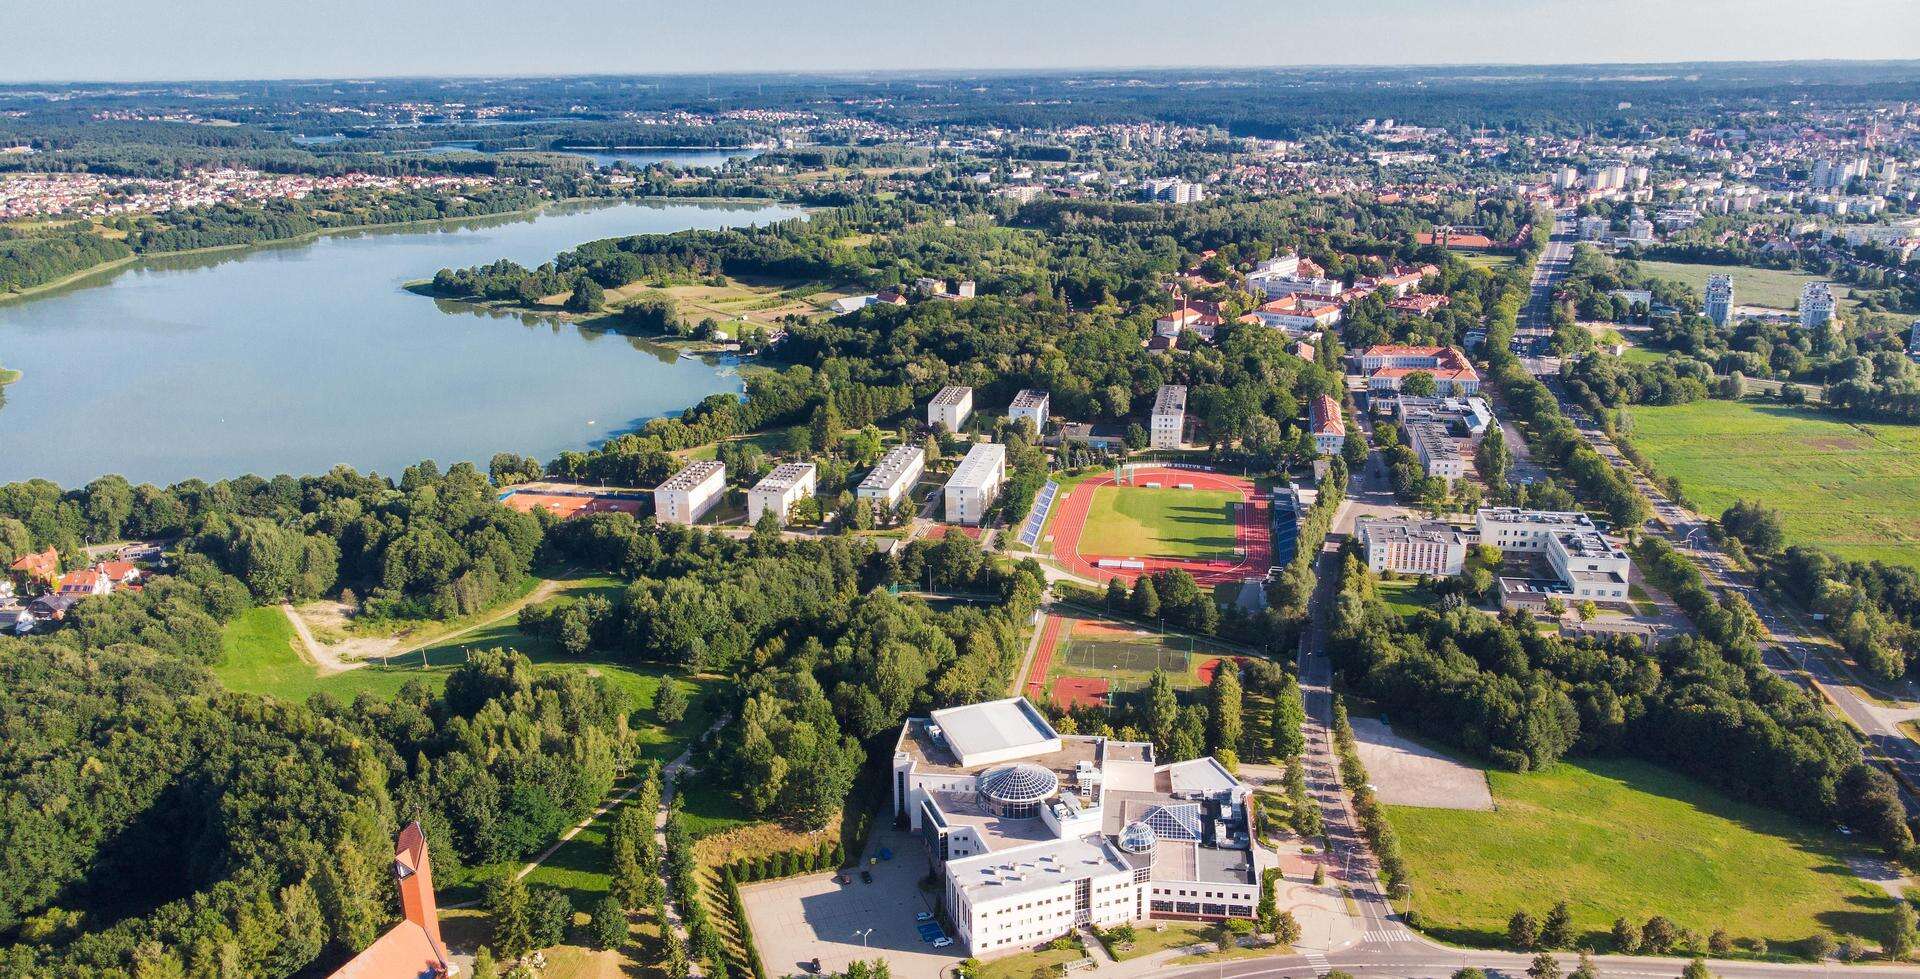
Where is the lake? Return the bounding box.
[0,199,805,488]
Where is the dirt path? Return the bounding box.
[281,602,362,674]
[385,575,570,660]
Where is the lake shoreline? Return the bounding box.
[0,194,798,307]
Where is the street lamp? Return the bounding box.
[854,927,874,948]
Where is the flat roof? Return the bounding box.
[657,460,725,492]
[1010,389,1050,410]
[930,697,1057,763]
[1359,516,1464,545]
[858,443,925,491]
[1153,384,1187,414]
[752,462,815,493]
[947,442,1007,489]
[1479,507,1594,529]
[932,384,973,407]
[1164,757,1238,795]
[946,834,1132,901]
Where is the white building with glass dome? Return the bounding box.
[890,697,1266,956]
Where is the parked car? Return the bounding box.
[915,911,934,922]
[861,870,874,884]
[933,937,954,949]
[833,873,851,885]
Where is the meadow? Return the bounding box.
[1630,259,1847,311]
[1387,758,1891,949]
[1624,399,1920,567]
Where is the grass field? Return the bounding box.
[1454,249,1514,271]
[1387,758,1891,949]
[1078,484,1240,559]
[1625,399,1920,567]
[1630,259,1850,311]
[1050,617,1245,695]
[1377,579,1443,617]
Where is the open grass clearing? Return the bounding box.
[1078,484,1241,560]
[1625,399,1920,568]
[1629,259,1854,312]
[1387,757,1891,950]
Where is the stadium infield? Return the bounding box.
[1047,466,1270,585]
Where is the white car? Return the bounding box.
[915,912,934,922]
[932,937,954,949]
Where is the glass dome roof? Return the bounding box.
[978,763,1060,805]
[1118,820,1157,853]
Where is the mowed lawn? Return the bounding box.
[1631,259,1849,311]
[1388,758,1891,948]
[1078,484,1240,559]
[1626,399,1920,567]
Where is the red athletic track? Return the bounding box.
[1050,675,1111,709]
[1049,466,1272,586]
[1023,614,1070,700]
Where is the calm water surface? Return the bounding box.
[0,200,803,487]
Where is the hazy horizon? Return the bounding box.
[7,0,1919,84]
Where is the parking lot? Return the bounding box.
[742,829,962,979]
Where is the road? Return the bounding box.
[1518,212,1920,812]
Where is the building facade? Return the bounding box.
[944,442,1008,525]
[1800,281,1837,330]
[1356,517,1468,576]
[1150,385,1187,450]
[746,462,817,526]
[858,444,926,510]
[1353,345,1481,396]
[930,385,975,432]
[892,698,1262,957]
[653,460,727,526]
[1309,394,1345,456]
[1705,274,1734,326]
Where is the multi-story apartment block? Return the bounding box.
[892,698,1262,957]
[653,461,727,526]
[930,385,974,432]
[944,442,1007,525]
[1800,281,1837,330]
[1705,274,1734,327]
[1008,389,1050,435]
[857,444,926,510]
[1150,385,1187,450]
[746,462,817,526]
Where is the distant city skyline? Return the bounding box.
[6,0,1920,83]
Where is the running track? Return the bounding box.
[1049,466,1272,586]
[1023,614,1070,700]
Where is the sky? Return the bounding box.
[6,0,1920,82]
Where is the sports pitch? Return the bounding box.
[1076,484,1241,559]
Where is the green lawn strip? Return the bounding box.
[969,939,1089,979]
[677,779,760,839]
[1376,579,1441,617]
[1078,484,1241,559]
[1629,259,1856,311]
[1104,921,1217,960]
[1625,399,1920,568]
[1386,757,1890,950]
[341,572,544,643]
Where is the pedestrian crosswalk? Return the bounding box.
[1364,927,1414,943]
[1303,951,1331,975]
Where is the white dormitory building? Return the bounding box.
[746,462,817,526]
[1705,274,1734,327]
[1309,394,1346,456]
[1243,253,1301,296]
[653,461,727,526]
[1008,389,1050,435]
[1394,396,1492,483]
[1150,385,1187,450]
[858,444,926,511]
[944,442,1007,526]
[1356,517,1469,576]
[930,385,975,433]
[1800,281,1838,330]
[892,698,1264,957]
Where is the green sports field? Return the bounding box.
[1388,758,1891,949]
[1630,259,1849,312]
[1625,399,1920,567]
[1078,484,1240,559]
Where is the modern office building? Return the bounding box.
[1150,385,1187,450]
[1356,517,1469,576]
[1476,507,1595,553]
[1008,389,1051,435]
[1546,528,1633,602]
[1477,508,1633,606]
[1705,274,1734,327]
[653,460,727,526]
[1394,396,1492,483]
[944,442,1008,525]
[857,444,926,510]
[746,462,817,526]
[929,385,975,432]
[892,698,1262,956]
[1800,282,1838,330]
[1309,394,1345,455]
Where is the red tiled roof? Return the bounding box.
[1311,394,1346,437]
[9,547,57,577]
[326,921,448,979]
